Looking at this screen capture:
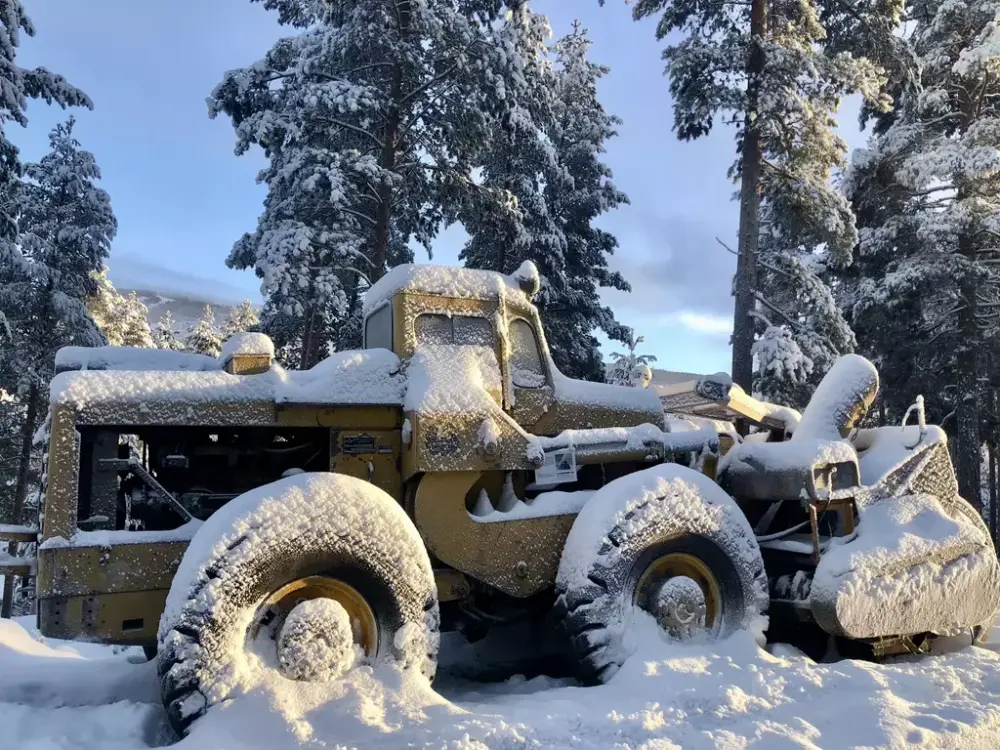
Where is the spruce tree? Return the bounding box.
[86,268,153,347]
[0,4,93,617]
[185,306,223,358]
[211,0,526,367]
[462,13,631,381]
[222,299,260,338]
[839,0,1000,505]
[605,0,901,394]
[1,116,109,615]
[152,311,184,351]
[2,118,112,513]
[607,331,657,387]
[544,21,631,379]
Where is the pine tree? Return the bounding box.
[838,0,1000,506]
[211,0,526,367]
[607,331,657,387]
[120,291,153,348]
[152,310,184,351]
[85,268,153,347]
[544,21,632,380]
[0,116,109,614]
[2,117,112,486]
[0,5,93,617]
[185,306,223,358]
[461,13,631,381]
[222,299,260,338]
[605,0,901,393]
[751,251,857,408]
[0,2,91,278]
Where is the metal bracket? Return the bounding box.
[98,458,195,522]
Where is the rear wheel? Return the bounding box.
[555,465,768,684]
[156,473,439,737]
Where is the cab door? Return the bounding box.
[506,316,554,430]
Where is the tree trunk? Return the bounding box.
[372,4,410,282]
[990,435,998,547]
[1,384,39,618]
[954,270,981,507]
[731,0,767,393]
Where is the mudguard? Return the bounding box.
[811,431,1000,639]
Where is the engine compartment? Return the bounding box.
[76,425,331,531]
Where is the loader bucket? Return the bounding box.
[810,428,1000,640]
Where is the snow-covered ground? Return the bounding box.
[3,613,1000,749]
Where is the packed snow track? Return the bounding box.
[3,615,1000,748]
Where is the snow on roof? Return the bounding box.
[362,263,533,316]
[275,349,404,405]
[54,346,219,373]
[551,368,662,414]
[219,332,275,363]
[50,349,405,409]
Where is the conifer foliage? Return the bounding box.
[86,268,153,347]
[0,5,93,614]
[462,12,631,381]
[211,0,523,367]
[153,310,184,351]
[839,0,1000,505]
[185,305,224,358]
[607,331,657,387]
[608,0,900,402]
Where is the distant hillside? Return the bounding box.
[128,289,243,335]
[106,254,260,335]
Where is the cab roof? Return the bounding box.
[362,261,538,317]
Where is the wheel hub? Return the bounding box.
[634,551,721,641]
[250,575,378,682]
[277,598,357,682]
[649,576,707,640]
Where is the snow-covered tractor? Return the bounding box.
[12,261,999,736]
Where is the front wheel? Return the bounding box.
[554,464,768,684]
[156,473,439,737]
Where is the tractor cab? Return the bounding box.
[361,261,664,436]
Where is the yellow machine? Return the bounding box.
[5,261,996,737]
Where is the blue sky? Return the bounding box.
[13,0,868,375]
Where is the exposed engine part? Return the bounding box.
[771,570,813,603]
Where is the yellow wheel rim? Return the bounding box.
[634,552,722,638]
[251,575,379,658]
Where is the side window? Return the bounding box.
[509,318,546,388]
[364,304,393,351]
[415,314,493,347]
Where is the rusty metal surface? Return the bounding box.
[38,589,168,645]
[37,541,188,598]
[223,353,272,375]
[413,471,574,598]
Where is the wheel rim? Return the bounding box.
[250,575,379,661]
[634,552,722,640]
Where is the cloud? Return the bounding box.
[108,252,261,306]
[600,211,737,321]
[656,311,733,336]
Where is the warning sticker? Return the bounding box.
[534,448,577,487]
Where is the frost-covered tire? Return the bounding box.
[554,464,768,685]
[156,473,439,737]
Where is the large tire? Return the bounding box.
[554,464,768,684]
[156,473,439,737]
